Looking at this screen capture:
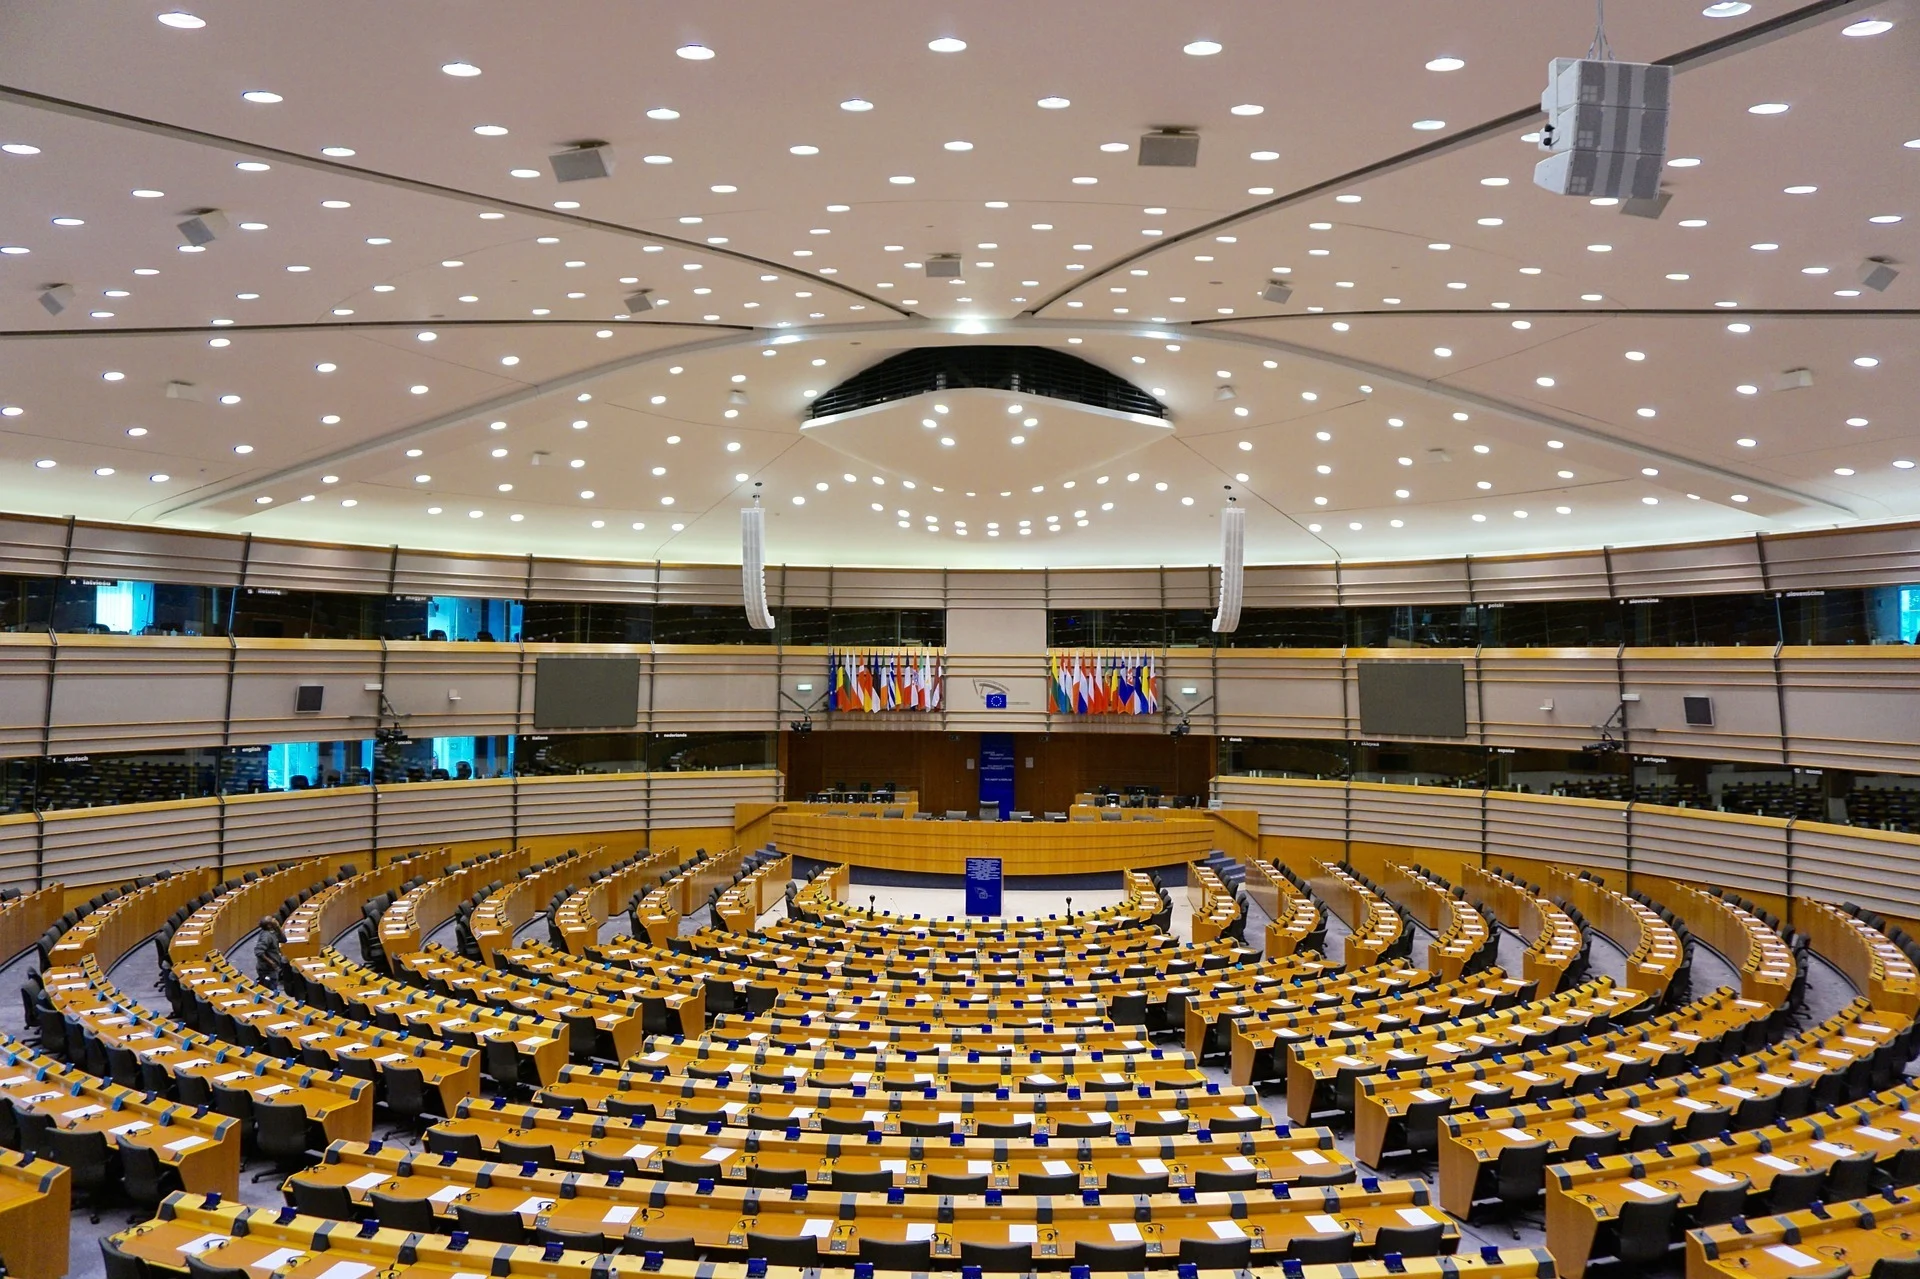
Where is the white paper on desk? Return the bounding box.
[1466,1081,1502,1094]
[314,1264,376,1279]
[216,1070,252,1083]
[67,1104,106,1119]
[348,1172,388,1190]
[880,1160,906,1173]
[721,1102,746,1115]
[967,1160,993,1174]
[1043,1160,1073,1176]
[1497,1128,1532,1141]
[1764,1244,1822,1268]
[1515,1071,1547,1083]
[1294,1150,1329,1165]
[165,1136,206,1152]
[1210,1220,1248,1240]
[1757,1074,1794,1087]
[110,1121,151,1136]
[1621,1110,1657,1124]
[1569,1121,1606,1136]
[513,1196,554,1215]
[799,1219,832,1239]
[701,1147,731,1162]
[1158,1110,1186,1122]
[179,1235,230,1256]
[784,1067,808,1078]
[1621,1181,1667,1200]
[1398,1207,1436,1225]
[861,1111,887,1124]
[1718,1087,1756,1100]
[622,1143,656,1159]
[1756,1154,1798,1172]
[1229,1104,1259,1119]
[1673,1098,1710,1112]
[1007,1224,1038,1244]
[1137,1158,1168,1174]
[1693,1168,1739,1185]
[1108,1223,1143,1242]
[1857,1126,1899,1142]
[906,1224,937,1242]
[1102,1073,1126,1085]
[1220,1155,1255,1172]
[258,1084,293,1097]
[1812,1140,1855,1157]
[252,1247,305,1271]
[1304,1214,1342,1235]
[1411,1089,1442,1103]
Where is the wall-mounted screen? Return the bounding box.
[1356,661,1468,738]
[533,657,642,729]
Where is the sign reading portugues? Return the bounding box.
[827,648,946,712]
[1047,649,1160,716]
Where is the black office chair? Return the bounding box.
[1208,1112,1265,1134]
[381,1064,434,1135]
[1565,1129,1623,1162]
[744,1233,821,1267]
[253,1099,314,1177]
[831,1168,895,1192]
[1016,1171,1079,1195]
[928,1172,989,1195]
[119,1138,184,1209]
[1626,1115,1675,1152]
[1871,1257,1920,1278]
[660,1158,714,1183]
[1680,1103,1732,1142]
[1289,1231,1356,1262]
[1178,1236,1252,1268]
[1056,1118,1112,1139]
[1104,1170,1170,1194]
[1611,1191,1680,1268]
[901,1119,954,1138]
[672,1105,726,1126]
[977,1120,1033,1139]
[287,1176,356,1221]
[455,1204,529,1244]
[1691,1178,1751,1227]
[99,1235,150,1279]
[1765,1166,1827,1213]
[424,1128,486,1161]
[1074,1240,1148,1271]
[582,1150,640,1177]
[497,1138,557,1167]
[46,1127,114,1222]
[604,1096,658,1121]
[1826,1151,1879,1201]
[745,1164,810,1189]
[1488,1139,1551,1236]
[535,1225,620,1254]
[186,1256,251,1279]
[368,1192,440,1234]
[1131,1117,1187,1137]
[1194,1168,1258,1192]
[1375,1219,1448,1257]
[819,1115,872,1134]
[858,1238,933,1269]
[960,1241,1038,1272]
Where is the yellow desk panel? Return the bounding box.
[768,813,1215,874]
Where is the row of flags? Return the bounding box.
[1048,650,1160,716]
[828,648,946,712]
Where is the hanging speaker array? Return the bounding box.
[1212,501,1245,634]
[741,501,775,631]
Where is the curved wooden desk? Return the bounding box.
[768,813,1222,875]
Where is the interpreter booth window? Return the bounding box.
[647,731,775,772]
[1479,599,1624,648]
[1619,593,1779,646]
[1218,608,1348,648]
[514,732,648,776]
[520,601,652,645]
[264,739,376,789]
[230,588,381,640]
[1350,741,1489,787]
[1217,737,1354,779]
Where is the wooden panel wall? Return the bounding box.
[783,730,1215,816]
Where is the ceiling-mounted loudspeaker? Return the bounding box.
[1214,384,1236,402]
[1683,695,1715,727]
[550,143,614,183]
[1211,502,1245,634]
[925,254,964,278]
[1861,257,1900,292]
[1260,279,1293,305]
[177,209,229,246]
[37,283,74,316]
[1138,129,1200,168]
[294,685,325,714]
[624,289,654,313]
[740,501,775,631]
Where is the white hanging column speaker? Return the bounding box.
[741,493,775,631]
[1212,497,1245,634]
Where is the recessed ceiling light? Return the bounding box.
[321,199,351,208]
[675,44,714,60]
[241,90,282,103]
[1412,119,1446,130]
[1842,18,1894,35]
[1037,96,1071,109]
[319,146,356,158]
[1477,217,1504,226]
[1783,184,1818,194]
[157,11,205,27]
[1702,2,1751,14]
[1748,102,1790,114]
[51,217,84,226]
[1587,243,1612,253]
[1847,417,1870,426]
[789,144,819,156]
[472,124,508,136]
[236,161,271,171]
[1854,356,1882,367]
[642,154,672,165]
[927,37,967,52]
[1895,460,1917,470]
[1433,346,1452,357]
[130,188,165,199]
[1230,104,1264,115]
[1099,141,1130,152]
[1249,150,1279,161]
[1869,214,1903,224]
[1425,56,1465,71]
[1183,40,1223,55]
[1667,158,1702,169]
[840,98,873,112]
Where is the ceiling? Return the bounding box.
[0,0,1912,570]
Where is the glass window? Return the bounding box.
[647,731,775,772]
[1220,609,1347,648]
[0,575,54,633]
[652,605,773,646]
[1621,594,1779,646]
